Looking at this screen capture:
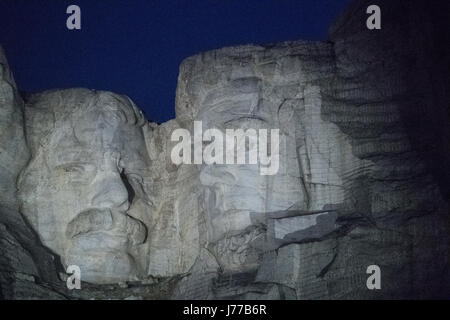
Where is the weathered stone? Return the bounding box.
[0,0,449,299]
[18,89,150,284]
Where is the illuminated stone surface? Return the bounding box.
[0,0,449,299]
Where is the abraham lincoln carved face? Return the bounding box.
[18,89,151,284]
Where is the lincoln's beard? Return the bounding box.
[204,186,266,272]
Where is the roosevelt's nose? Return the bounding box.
[91,170,129,211]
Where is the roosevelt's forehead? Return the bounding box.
[46,125,148,170]
[49,140,147,169]
[53,147,99,164]
[48,117,141,155]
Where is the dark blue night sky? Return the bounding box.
[0,0,350,123]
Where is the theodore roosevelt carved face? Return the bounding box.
[18,89,151,284]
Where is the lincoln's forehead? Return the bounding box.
[203,77,261,104]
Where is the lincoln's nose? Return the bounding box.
[91,170,129,211]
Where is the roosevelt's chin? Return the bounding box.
[65,245,139,284]
[63,208,147,284]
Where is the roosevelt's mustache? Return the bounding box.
[66,208,147,245]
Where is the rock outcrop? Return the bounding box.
[0,47,64,299]
[0,0,449,299]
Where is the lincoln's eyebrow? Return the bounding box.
[205,83,259,108]
[223,114,266,126]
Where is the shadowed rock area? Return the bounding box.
[0,0,449,299]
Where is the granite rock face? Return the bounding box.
[0,47,28,210]
[1,0,449,299]
[170,0,450,299]
[0,47,65,299]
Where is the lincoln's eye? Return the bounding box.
[120,170,135,204]
[223,115,266,129]
[56,163,86,176]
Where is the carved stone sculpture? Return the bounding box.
[17,89,151,284]
[0,0,449,299]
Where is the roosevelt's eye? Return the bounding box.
[56,163,85,173]
[119,171,139,204]
[121,171,153,206]
[62,164,85,174]
[126,172,143,184]
[117,160,124,173]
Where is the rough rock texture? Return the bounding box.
[169,0,450,299]
[0,47,67,299]
[0,0,449,299]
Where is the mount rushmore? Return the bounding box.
[0,0,449,299]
